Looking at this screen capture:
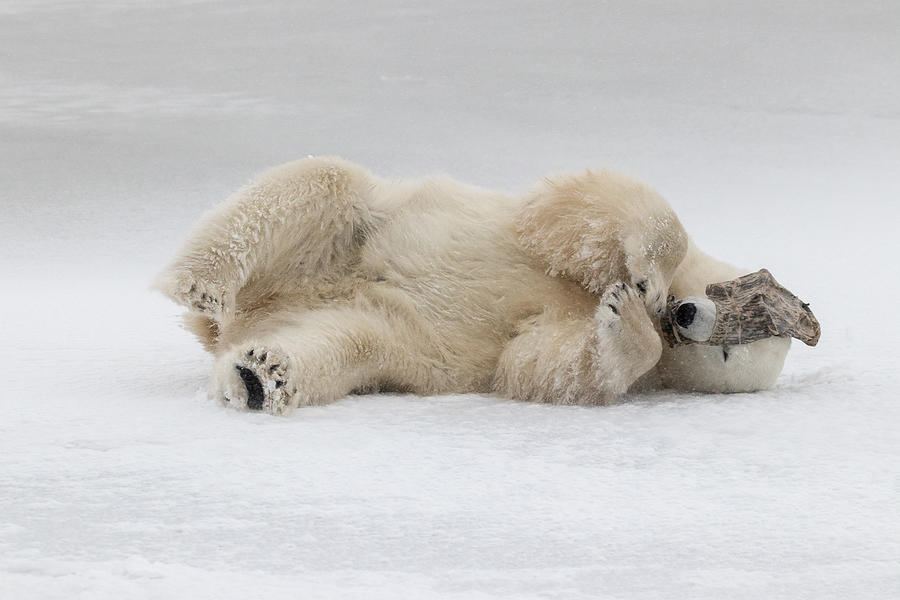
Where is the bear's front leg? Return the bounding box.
[494,282,662,405]
[591,282,663,398]
[622,236,669,318]
[516,169,688,320]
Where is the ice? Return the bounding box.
[2,1,899,598]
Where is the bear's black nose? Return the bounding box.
[236,366,265,410]
[675,302,697,328]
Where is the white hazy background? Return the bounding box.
[1,1,898,598]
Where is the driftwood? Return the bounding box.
[660,269,821,347]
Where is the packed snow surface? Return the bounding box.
[2,1,899,598]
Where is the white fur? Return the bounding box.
[155,157,790,414]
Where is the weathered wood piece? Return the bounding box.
[660,269,821,347]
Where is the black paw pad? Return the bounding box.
[236,366,264,410]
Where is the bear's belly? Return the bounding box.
[357,219,596,392]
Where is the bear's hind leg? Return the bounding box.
[494,283,662,405]
[212,307,394,415]
[154,157,377,323]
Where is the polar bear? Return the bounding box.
[154,156,790,414]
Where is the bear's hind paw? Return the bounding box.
[223,346,296,415]
[154,269,232,320]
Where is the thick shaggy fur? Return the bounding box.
[155,157,790,414]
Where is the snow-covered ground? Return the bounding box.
[2,1,899,598]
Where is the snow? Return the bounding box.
[2,1,899,598]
